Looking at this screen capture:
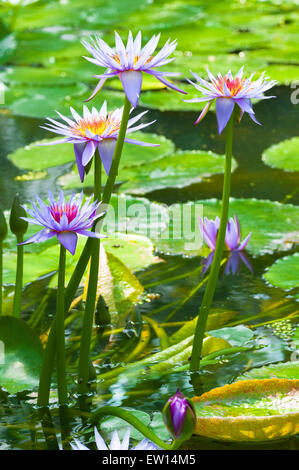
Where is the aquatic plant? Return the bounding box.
[187,68,276,371]
[40,102,158,180]
[163,389,196,440]
[82,30,186,106]
[185,68,277,133]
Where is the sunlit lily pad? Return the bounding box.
[262,137,299,172]
[120,150,237,195]
[8,132,174,176]
[139,84,207,111]
[263,253,299,290]
[156,198,299,257]
[192,379,299,441]
[4,83,88,118]
[0,316,43,394]
[237,361,299,381]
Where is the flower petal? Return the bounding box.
[57,231,78,255]
[215,97,235,134]
[74,143,86,182]
[82,140,97,166]
[98,138,116,175]
[120,71,143,108]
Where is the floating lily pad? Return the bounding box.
[156,198,299,257]
[237,361,299,381]
[4,83,88,118]
[0,316,43,394]
[263,253,299,290]
[120,150,237,195]
[262,137,299,172]
[192,379,299,441]
[8,131,174,175]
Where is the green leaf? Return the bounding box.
[139,84,209,111]
[262,137,299,172]
[237,361,299,381]
[4,83,88,118]
[120,150,237,195]
[99,408,151,441]
[8,131,174,179]
[0,316,43,394]
[192,379,299,441]
[0,34,17,66]
[263,253,299,290]
[169,309,237,345]
[207,325,254,347]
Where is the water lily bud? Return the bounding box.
[163,389,196,441]
[9,194,28,237]
[0,209,8,241]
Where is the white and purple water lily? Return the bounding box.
[40,102,158,181]
[200,215,251,252]
[71,427,160,451]
[81,30,187,107]
[19,191,105,255]
[185,68,277,134]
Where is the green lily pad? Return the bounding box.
[139,84,207,111]
[237,361,299,381]
[4,82,88,118]
[0,34,17,66]
[262,137,299,172]
[156,198,299,257]
[0,65,78,87]
[192,379,299,441]
[8,132,174,175]
[263,253,299,290]
[169,309,237,345]
[207,325,254,347]
[0,316,43,394]
[120,150,237,195]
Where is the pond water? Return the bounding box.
[0,0,298,451]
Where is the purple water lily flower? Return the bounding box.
[184,67,277,134]
[81,30,187,107]
[39,102,158,182]
[163,389,196,440]
[200,215,251,252]
[19,191,105,255]
[71,427,159,450]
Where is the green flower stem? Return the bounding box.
[56,244,68,405]
[0,241,3,315]
[91,406,182,450]
[12,234,24,317]
[64,94,131,311]
[77,152,102,395]
[37,95,131,406]
[190,114,234,372]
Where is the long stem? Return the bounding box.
[0,241,2,315]
[190,114,234,372]
[37,95,131,405]
[64,94,131,311]
[77,152,102,395]
[56,244,68,405]
[91,406,182,450]
[12,234,23,317]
